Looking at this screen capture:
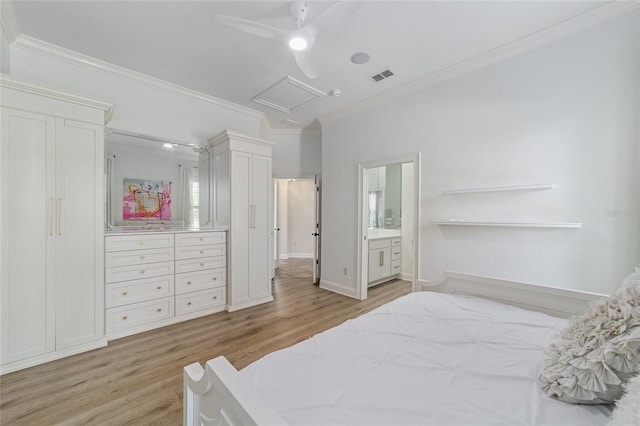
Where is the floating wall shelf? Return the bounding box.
[444,183,556,194]
[432,220,582,229]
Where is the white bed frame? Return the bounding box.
[183,270,606,426]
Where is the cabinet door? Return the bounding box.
[229,151,252,306]
[55,119,104,349]
[1,108,56,363]
[368,247,390,283]
[249,154,272,300]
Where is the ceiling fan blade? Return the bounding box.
[307,0,362,35]
[294,50,318,79]
[215,15,283,39]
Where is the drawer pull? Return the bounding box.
[122,291,128,296]
[139,240,145,245]
[122,315,128,320]
[213,296,217,300]
[156,286,162,290]
[200,263,205,266]
[199,237,204,241]
[140,269,145,274]
[140,255,146,260]
[200,250,204,254]
[212,277,217,281]
[187,302,192,306]
[187,281,192,285]
[157,308,162,313]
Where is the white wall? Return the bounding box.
[287,179,315,258]
[0,24,9,74]
[277,179,289,259]
[271,130,321,178]
[8,41,264,145]
[320,11,640,295]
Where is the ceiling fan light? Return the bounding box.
[289,37,308,51]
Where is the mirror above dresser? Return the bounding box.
[105,128,211,231]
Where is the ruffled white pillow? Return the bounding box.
[608,373,640,425]
[539,267,640,404]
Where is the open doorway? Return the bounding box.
[357,154,420,300]
[274,177,320,284]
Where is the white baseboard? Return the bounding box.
[279,253,289,260]
[320,279,357,299]
[288,253,313,259]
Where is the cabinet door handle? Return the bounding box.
[379,250,384,266]
[49,198,54,236]
[57,198,62,236]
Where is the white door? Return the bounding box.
[250,154,272,300]
[1,108,56,363]
[55,119,103,349]
[312,175,321,284]
[368,247,390,282]
[230,151,252,306]
[273,179,280,273]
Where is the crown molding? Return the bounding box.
[269,128,321,136]
[1,73,114,122]
[1,1,20,43]
[11,34,266,121]
[320,1,640,125]
[208,129,276,147]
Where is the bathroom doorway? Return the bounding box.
[357,154,420,300]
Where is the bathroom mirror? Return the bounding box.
[105,128,211,229]
[368,164,402,229]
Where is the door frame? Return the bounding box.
[272,175,321,284]
[356,153,421,300]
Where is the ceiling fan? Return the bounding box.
[215,1,361,79]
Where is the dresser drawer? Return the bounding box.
[175,244,225,260]
[175,256,226,274]
[105,261,174,284]
[369,238,391,250]
[175,268,226,294]
[105,247,174,267]
[105,234,174,252]
[175,232,226,247]
[391,247,401,261]
[175,288,225,316]
[106,297,174,333]
[391,259,401,274]
[105,275,175,308]
[391,238,401,247]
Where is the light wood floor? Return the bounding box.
[0,259,411,425]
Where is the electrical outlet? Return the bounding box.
[343,267,348,275]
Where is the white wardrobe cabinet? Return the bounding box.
[210,130,275,312]
[0,77,112,374]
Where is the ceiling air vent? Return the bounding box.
[369,68,396,82]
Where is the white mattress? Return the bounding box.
[240,292,613,425]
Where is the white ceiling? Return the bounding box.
[9,1,616,130]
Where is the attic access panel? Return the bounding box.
[252,76,326,114]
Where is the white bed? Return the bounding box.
[184,272,612,426]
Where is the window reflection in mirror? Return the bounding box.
[105,129,210,230]
[368,164,402,229]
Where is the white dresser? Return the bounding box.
[105,230,226,339]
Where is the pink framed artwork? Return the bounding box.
[123,178,172,220]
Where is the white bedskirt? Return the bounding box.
[240,292,612,425]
